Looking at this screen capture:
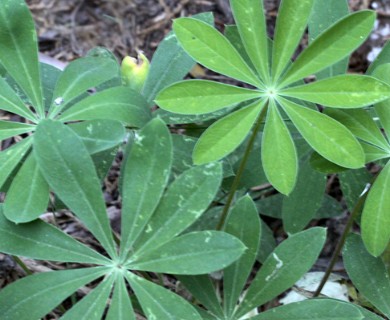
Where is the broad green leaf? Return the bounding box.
[3,152,49,222]
[281,75,390,108]
[257,219,277,263]
[58,87,151,128]
[132,163,222,256]
[235,227,326,317]
[106,274,135,320]
[272,0,314,81]
[128,231,245,274]
[120,118,172,260]
[361,142,390,162]
[325,108,389,151]
[34,120,116,259]
[0,76,37,122]
[176,275,224,318]
[279,98,365,169]
[69,119,126,155]
[173,18,262,87]
[224,196,261,317]
[361,160,390,256]
[142,12,214,105]
[0,137,32,189]
[49,57,119,115]
[61,273,115,320]
[282,11,376,86]
[0,0,43,116]
[344,234,390,318]
[262,101,297,195]
[0,267,108,320]
[251,299,364,320]
[0,206,110,264]
[40,62,62,111]
[282,158,326,233]
[0,120,35,141]
[230,0,269,81]
[372,63,390,138]
[193,100,264,165]
[309,152,348,174]
[308,0,349,80]
[367,40,390,75]
[125,272,202,320]
[156,80,262,115]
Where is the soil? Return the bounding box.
[1,0,390,319]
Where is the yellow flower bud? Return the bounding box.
[121,52,150,92]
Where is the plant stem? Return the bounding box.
[216,102,268,230]
[313,183,371,297]
[12,255,32,275]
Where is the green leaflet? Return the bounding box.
[60,273,115,320]
[68,119,126,155]
[279,97,365,169]
[58,86,151,128]
[0,267,108,320]
[261,101,297,195]
[361,160,390,257]
[0,120,35,141]
[361,142,390,162]
[173,18,262,87]
[368,41,390,74]
[155,80,262,115]
[128,231,245,275]
[0,76,37,122]
[131,163,222,256]
[0,0,43,116]
[193,100,264,165]
[0,206,109,264]
[33,120,117,259]
[372,63,390,139]
[344,234,390,318]
[120,118,172,260]
[325,108,389,151]
[308,0,349,80]
[235,227,326,317]
[230,0,269,81]
[106,274,135,320]
[271,0,314,81]
[282,10,376,86]
[251,299,364,320]
[3,152,49,223]
[126,272,203,320]
[0,137,32,190]
[281,75,390,108]
[49,56,119,115]
[223,196,261,317]
[142,12,214,105]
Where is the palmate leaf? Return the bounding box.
[278,97,365,169]
[262,100,297,195]
[33,120,117,259]
[0,0,43,116]
[361,160,390,256]
[281,75,390,108]
[0,267,108,320]
[230,0,269,81]
[0,205,109,264]
[120,118,172,260]
[3,152,49,223]
[125,271,203,320]
[251,299,364,320]
[271,0,314,81]
[235,227,326,318]
[344,234,390,318]
[155,80,262,115]
[128,231,245,274]
[173,17,262,87]
[223,196,261,317]
[193,100,264,165]
[281,10,376,86]
[131,162,223,256]
[0,120,35,141]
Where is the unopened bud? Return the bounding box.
[121,52,150,92]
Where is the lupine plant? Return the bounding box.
[1,0,390,319]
